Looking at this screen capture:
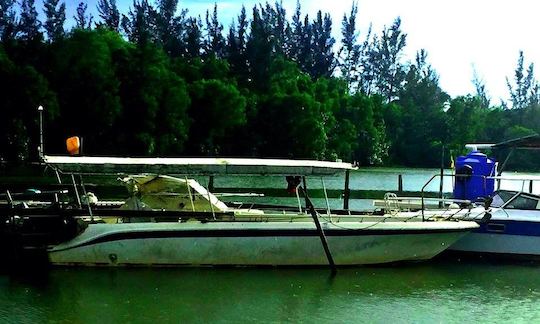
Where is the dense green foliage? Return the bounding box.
[1,0,539,169]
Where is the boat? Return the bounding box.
[445,134,540,258]
[373,134,540,259]
[449,188,540,258]
[0,155,479,268]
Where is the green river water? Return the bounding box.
[2,260,540,323]
[2,168,540,323]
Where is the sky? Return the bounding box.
[47,0,540,103]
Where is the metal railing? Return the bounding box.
[418,173,540,221]
[420,173,487,221]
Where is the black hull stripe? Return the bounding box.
[50,228,467,253]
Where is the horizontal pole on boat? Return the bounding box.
[142,192,264,197]
[489,176,540,181]
[0,189,68,198]
[212,193,265,197]
[379,197,472,204]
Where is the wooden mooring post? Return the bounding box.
[208,176,214,192]
[397,174,403,192]
[343,170,350,210]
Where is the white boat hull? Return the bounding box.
[48,221,476,266]
[449,232,540,257]
[449,209,540,257]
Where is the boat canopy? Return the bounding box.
[466,134,540,151]
[42,155,356,176]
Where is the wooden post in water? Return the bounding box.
[398,174,403,192]
[208,176,214,192]
[302,176,308,209]
[439,145,445,208]
[343,170,350,210]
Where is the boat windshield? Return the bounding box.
[490,190,518,208]
[491,190,540,210]
[505,193,540,210]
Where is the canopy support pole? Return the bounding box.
[321,177,331,220]
[497,148,515,189]
[55,170,62,184]
[185,177,195,212]
[295,188,302,213]
[71,174,81,208]
[302,176,309,209]
[79,175,93,223]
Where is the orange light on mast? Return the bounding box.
[66,136,80,155]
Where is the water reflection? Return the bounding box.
[207,168,540,203]
[2,260,540,323]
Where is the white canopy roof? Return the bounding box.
[43,155,355,176]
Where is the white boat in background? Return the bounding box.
[449,189,540,258]
[1,155,479,267]
[444,134,540,258]
[393,134,540,259]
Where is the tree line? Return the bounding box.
[1,0,539,169]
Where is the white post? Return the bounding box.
[38,106,44,158]
[185,177,195,211]
[321,178,331,221]
[295,187,302,214]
